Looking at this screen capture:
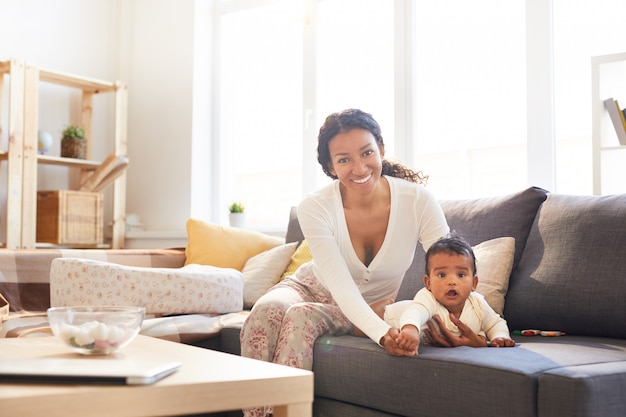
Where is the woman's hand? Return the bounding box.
[423,313,487,348]
[381,327,417,356]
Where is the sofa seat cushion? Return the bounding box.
[1,311,250,345]
[50,258,244,315]
[504,193,626,338]
[314,397,401,417]
[139,311,249,344]
[538,361,626,417]
[0,313,51,338]
[398,186,548,302]
[311,334,626,417]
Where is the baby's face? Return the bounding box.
[424,252,477,316]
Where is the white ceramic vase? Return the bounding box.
[229,213,246,228]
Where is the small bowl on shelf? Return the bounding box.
[47,306,145,355]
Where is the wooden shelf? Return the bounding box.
[37,155,102,169]
[0,152,103,169]
[0,58,128,249]
[591,52,626,195]
[39,68,118,93]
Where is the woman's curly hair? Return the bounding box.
[317,109,428,185]
[381,159,428,184]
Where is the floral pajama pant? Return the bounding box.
[240,262,353,417]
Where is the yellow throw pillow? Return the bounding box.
[184,218,284,271]
[280,240,313,281]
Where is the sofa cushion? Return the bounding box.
[242,242,298,308]
[312,334,626,417]
[0,248,186,313]
[184,218,284,271]
[538,361,626,417]
[398,186,548,301]
[50,258,244,315]
[473,236,515,316]
[280,240,313,281]
[504,193,626,339]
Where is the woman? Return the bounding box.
[240,108,449,416]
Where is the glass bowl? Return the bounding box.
[47,306,145,355]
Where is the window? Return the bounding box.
[315,0,395,152]
[216,0,394,228]
[212,0,623,230]
[412,1,527,199]
[553,0,626,195]
[217,1,303,229]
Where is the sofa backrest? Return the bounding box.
[397,186,549,301]
[287,188,626,339]
[286,206,305,244]
[504,192,626,339]
[286,186,550,304]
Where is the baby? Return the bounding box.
[385,233,515,355]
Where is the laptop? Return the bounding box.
[0,356,181,385]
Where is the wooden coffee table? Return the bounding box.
[0,335,313,417]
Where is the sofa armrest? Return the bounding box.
[0,248,186,313]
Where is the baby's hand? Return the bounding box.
[490,337,515,347]
[396,325,420,355]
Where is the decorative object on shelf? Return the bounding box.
[60,124,87,159]
[37,130,53,155]
[126,213,145,232]
[228,202,246,228]
[78,153,129,192]
[36,190,103,246]
[603,98,626,145]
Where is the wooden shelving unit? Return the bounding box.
[591,52,626,195]
[0,58,127,249]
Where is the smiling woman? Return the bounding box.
[238,108,449,417]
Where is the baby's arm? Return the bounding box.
[395,289,436,355]
[479,297,515,348]
[396,325,420,355]
[486,319,515,347]
[490,336,515,347]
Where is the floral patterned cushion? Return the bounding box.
[50,258,244,315]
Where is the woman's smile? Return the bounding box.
[353,174,372,184]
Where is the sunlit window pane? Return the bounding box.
[316,0,395,158]
[413,1,527,199]
[219,2,303,228]
[218,0,394,228]
[553,0,626,195]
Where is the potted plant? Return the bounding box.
[228,202,245,227]
[60,125,87,159]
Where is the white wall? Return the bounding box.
[0,0,201,243]
[120,0,196,232]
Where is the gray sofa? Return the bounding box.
[214,186,626,417]
[2,186,624,416]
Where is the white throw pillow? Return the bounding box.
[242,242,299,309]
[473,237,516,317]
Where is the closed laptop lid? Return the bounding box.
[0,357,181,385]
